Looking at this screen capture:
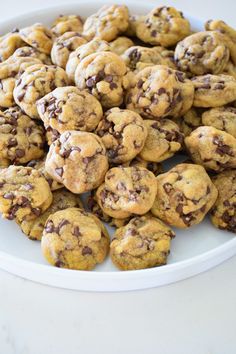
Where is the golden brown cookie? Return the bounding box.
[202,107,236,138]
[41,208,110,270]
[110,215,175,270]
[19,23,53,54]
[45,131,108,194]
[109,36,134,55]
[151,163,218,228]
[0,77,15,108]
[0,31,25,62]
[51,15,84,37]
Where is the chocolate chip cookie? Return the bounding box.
[96,166,157,219]
[0,165,52,221]
[202,107,236,138]
[37,86,103,135]
[109,36,134,56]
[66,38,111,82]
[13,64,69,119]
[126,65,194,119]
[51,15,84,37]
[0,77,15,108]
[151,163,218,228]
[0,31,25,62]
[41,207,109,270]
[175,31,230,76]
[19,23,53,54]
[95,107,147,164]
[122,45,175,72]
[12,46,52,65]
[185,126,236,172]
[139,119,183,162]
[74,51,129,108]
[110,214,175,270]
[211,170,236,232]
[45,131,108,193]
[51,32,87,68]
[0,106,45,166]
[83,4,129,42]
[192,74,236,107]
[136,6,190,47]
[19,189,82,240]
[0,56,42,80]
[175,108,203,137]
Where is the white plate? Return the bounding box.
[0,0,236,292]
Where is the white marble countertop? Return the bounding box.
[1,0,236,353]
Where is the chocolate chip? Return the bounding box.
[7,138,17,148]
[137,79,144,89]
[3,192,14,200]
[32,208,41,216]
[110,82,118,90]
[55,167,63,177]
[73,226,81,237]
[86,77,95,88]
[163,183,173,193]
[24,183,33,191]
[17,92,25,102]
[82,246,92,256]
[15,149,25,158]
[151,30,157,37]
[58,219,70,230]
[55,260,64,268]
[45,220,55,233]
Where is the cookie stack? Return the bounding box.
[0,4,236,271]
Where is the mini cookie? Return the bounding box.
[185,126,236,172]
[205,19,236,66]
[13,64,69,119]
[151,163,218,228]
[45,131,108,194]
[19,189,82,240]
[139,119,183,162]
[211,170,236,232]
[12,46,52,65]
[51,15,83,37]
[0,31,25,62]
[122,45,175,72]
[136,6,190,47]
[109,36,134,56]
[0,106,45,166]
[96,166,157,219]
[202,107,236,138]
[0,56,42,80]
[19,23,53,54]
[83,5,129,42]
[0,165,52,221]
[41,208,109,270]
[0,77,15,107]
[37,86,103,135]
[126,65,194,119]
[74,51,129,108]
[175,31,230,76]
[27,158,63,191]
[192,74,236,107]
[110,215,175,270]
[175,108,203,137]
[95,107,147,164]
[66,38,111,81]
[51,32,87,68]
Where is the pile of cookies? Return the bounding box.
[0,5,236,271]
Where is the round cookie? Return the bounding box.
[175,108,203,137]
[19,189,82,241]
[74,51,129,108]
[0,77,15,108]
[41,207,110,270]
[45,131,108,194]
[211,170,236,232]
[51,32,87,68]
[202,107,236,138]
[191,74,236,107]
[13,64,69,119]
[0,106,45,166]
[66,38,111,82]
[19,23,53,54]
[37,86,103,135]
[151,163,218,228]
[136,6,190,47]
[185,126,236,172]
[0,165,53,221]
[110,215,175,270]
[126,65,194,119]
[122,45,175,72]
[51,15,84,37]
[0,56,42,80]
[12,46,52,65]
[0,31,25,62]
[95,107,147,164]
[139,119,183,162]
[27,158,63,191]
[96,166,157,219]
[174,31,230,76]
[83,5,129,42]
[109,36,134,56]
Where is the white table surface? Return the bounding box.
[1,0,236,353]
